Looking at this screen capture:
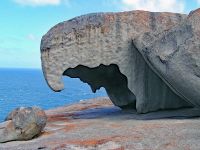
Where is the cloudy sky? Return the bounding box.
[0,0,199,68]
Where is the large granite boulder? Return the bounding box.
[0,107,47,143]
[40,9,200,113]
[133,8,200,109]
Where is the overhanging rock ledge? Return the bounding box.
[41,8,200,113]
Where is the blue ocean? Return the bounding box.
[0,68,106,122]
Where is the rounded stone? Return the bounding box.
[0,107,47,143]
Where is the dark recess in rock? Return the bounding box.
[63,64,136,108]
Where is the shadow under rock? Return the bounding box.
[73,106,200,120]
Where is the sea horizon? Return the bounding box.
[0,68,106,122]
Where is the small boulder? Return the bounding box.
[0,107,47,143]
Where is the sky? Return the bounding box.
[0,0,200,69]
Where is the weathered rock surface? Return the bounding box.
[41,9,195,113]
[1,97,200,150]
[133,8,200,108]
[0,107,47,143]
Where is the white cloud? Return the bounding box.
[197,0,200,4]
[14,0,61,6]
[27,34,39,41]
[121,0,185,13]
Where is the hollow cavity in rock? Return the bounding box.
[63,64,136,108]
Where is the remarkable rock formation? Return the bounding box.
[133,8,200,108]
[0,107,47,143]
[41,9,200,113]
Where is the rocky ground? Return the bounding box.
[1,97,200,150]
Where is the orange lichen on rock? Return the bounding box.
[68,136,121,147]
[1,97,200,150]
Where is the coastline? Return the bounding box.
[1,97,200,150]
